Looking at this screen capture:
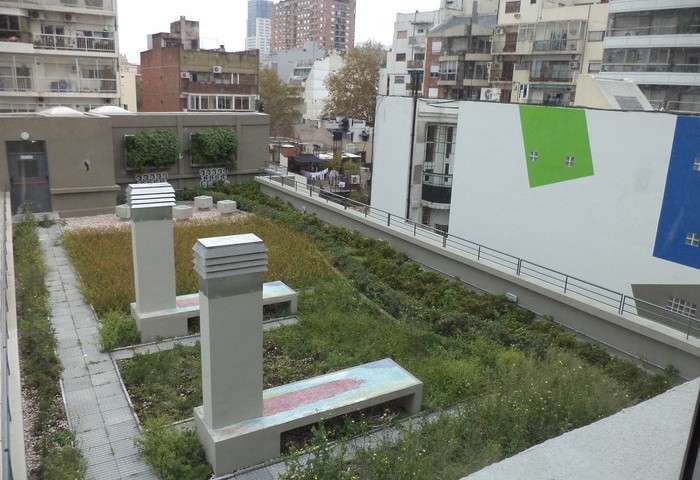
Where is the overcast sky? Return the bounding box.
[116,0,440,64]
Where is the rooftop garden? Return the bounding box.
[62,182,676,479]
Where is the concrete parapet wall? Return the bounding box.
[258,178,700,380]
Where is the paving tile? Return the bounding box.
[94,381,125,399]
[110,437,139,459]
[76,325,100,338]
[109,349,134,361]
[106,421,140,442]
[104,407,138,427]
[91,371,118,387]
[97,392,130,413]
[234,467,276,480]
[86,459,122,480]
[84,441,115,465]
[77,427,110,448]
[87,359,113,375]
[62,363,89,379]
[117,455,158,479]
[73,412,106,433]
[62,375,93,393]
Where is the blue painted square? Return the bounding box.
[653,116,700,270]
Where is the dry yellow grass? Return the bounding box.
[62,215,334,314]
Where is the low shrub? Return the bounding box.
[136,416,211,480]
[99,310,141,351]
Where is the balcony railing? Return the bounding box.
[533,39,580,52]
[407,60,424,70]
[408,36,426,46]
[1,0,114,9]
[33,34,115,52]
[607,24,700,37]
[601,63,700,74]
[0,74,117,93]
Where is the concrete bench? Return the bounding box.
[132,281,298,342]
[194,358,423,473]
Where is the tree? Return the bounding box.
[324,41,386,126]
[259,68,303,138]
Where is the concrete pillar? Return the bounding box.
[127,183,177,314]
[193,234,267,429]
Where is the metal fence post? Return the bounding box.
[618,295,626,315]
[516,258,522,275]
[387,213,391,227]
[477,245,481,260]
[563,276,569,293]
[442,232,447,248]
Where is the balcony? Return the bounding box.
[1,0,114,9]
[33,34,115,53]
[408,36,426,47]
[422,172,453,205]
[0,74,118,94]
[532,39,581,53]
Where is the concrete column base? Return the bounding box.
[194,407,281,476]
[130,302,192,342]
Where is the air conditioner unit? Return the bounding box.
[30,10,40,19]
[212,65,223,74]
[568,60,580,69]
[180,72,190,79]
[70,64,78,72]
[495,27,505,35]
[64,13,73,22]
[513,13,521,19]
[480,88,501,102]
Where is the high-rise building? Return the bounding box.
[271,0,356,55]
[247,0,272,55]
[600,0,700,113]
[0,0,120,113]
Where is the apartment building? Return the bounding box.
[246,0,272,56]
[271,0,355,55]
[490,0,609,106]
[383,10,438,97]
[0,0,120,113]
[424,14,498,99]
[140,17,259,113]
[372,96,700,324]
[600,0,700,113]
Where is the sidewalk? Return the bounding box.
[39,222,157,480]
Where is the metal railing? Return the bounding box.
[33,34,115,53]
[1,190,13,480]
[1,0,114,9]
[0,75,118,94]
[258,169,700,340]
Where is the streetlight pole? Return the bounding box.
[405,68,423,220]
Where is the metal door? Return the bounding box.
[6,141,51,214]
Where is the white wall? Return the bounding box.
[371,96,414,218]
[448,101,695,297]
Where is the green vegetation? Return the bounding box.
[189,128,238,167]
[98,310,141,352]
[125,130,180,171]
[14,212,86,479]
[64,182,676,478]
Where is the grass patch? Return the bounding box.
[62,215,334,315]
[14,212,86,479]
[98,310,141,351]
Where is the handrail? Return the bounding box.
[258,169,700,340]
[1,190,13,480]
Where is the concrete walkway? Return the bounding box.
[39,222,157,480]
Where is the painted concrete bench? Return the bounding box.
[194,358,423,473]
[132,280,298,342]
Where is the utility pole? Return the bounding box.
[405,68,423,220]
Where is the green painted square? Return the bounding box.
[520,105,594,188]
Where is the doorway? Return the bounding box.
[7,140,51,214]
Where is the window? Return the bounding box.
[693,158,700,171]
[588,61,602,73]
[686,233,700,247]
[518,24,535,42]
[425,125,456,167]
[428,87,438,98]
[565,156,575,167]
[529,151,538,161]
[439,60,458,81]
[431,40,442,54]
[394,76,405,84]
[396,53,406,62]
[429,63,440,78]
[667,296,697,318]
[505,1,521,13]
[397,30,408,39]
[0,14,21,40]
[188,94,252,111]
[588,30,605,42]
